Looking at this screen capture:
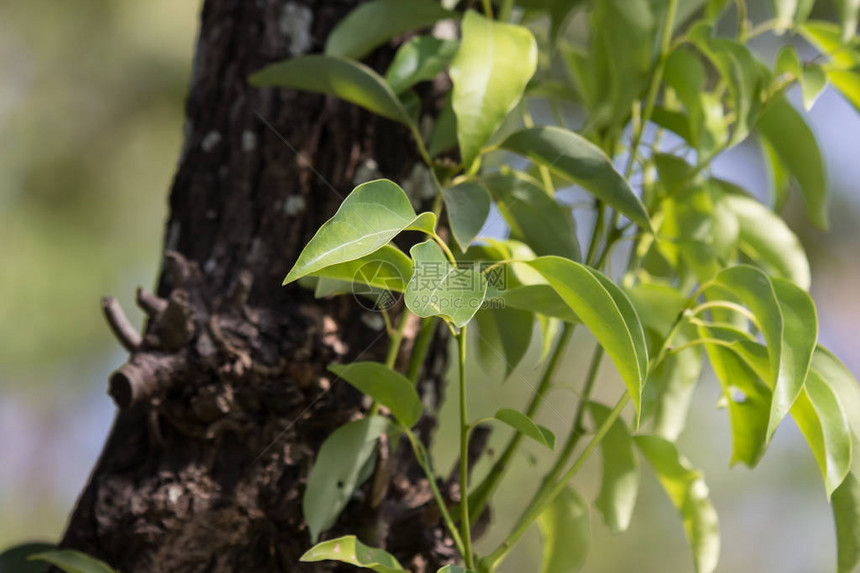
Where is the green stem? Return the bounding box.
[481,0,494,18]
[457,326,475,569]
[485,392,631,568]
[498,0,514,21]
[404,428,466,556]
[466,322,576,522]
[406,317,437,383]
[487,284,698,568]
[585,203,606,266]
[624,0,679,179]
[370,311,410,416]
[505,345,604,532]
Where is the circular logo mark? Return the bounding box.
[351,259,404,312]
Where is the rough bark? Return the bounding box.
[58,1,459,571]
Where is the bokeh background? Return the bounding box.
[1,1,859,572]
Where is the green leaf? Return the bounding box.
[755,96,828,229]
[474,307,534,379]
[770,277,818,432]
[626,283,702,441]
[386,36,460,95]
[836,0,860,42]
[537,486,590,573]
[700,327,772,466]
[428,94,458,157]
[499,127,651,231]
[442,182,491,252]
[776,45,828,110]
[0,543,54,573]
[524,257,648,420]
[711,266,811,440]
[250,56,415,127]
[325,0,455,61]
[590,402,640,534]
[635,435,720,573]
[405,239,487,328]
[810,347,860,571]
[303,416,390,542]
[498,284,579,324]
[494,408,556,450]
[799,21,860,69]
[328,362,423,428]
[791,370,852,497]
[828,68,860,114]
[436,566,471,573]
[689,26,769,147]
[450,11,537,170]
[721,192,811,290]
[309,244,413,293]
[664,48,724,154]
[833,473,860,573]
[28,551,115,573]
[283,180,435,284]
[483,173,580,261]
[300,535,404,572]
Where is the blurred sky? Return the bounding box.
[2,1,860,572]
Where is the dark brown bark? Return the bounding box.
[58,1,460,571]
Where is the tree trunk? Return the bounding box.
[58,1,458,571]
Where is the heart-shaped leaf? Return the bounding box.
[283,180,435,284]
[405,240,488,328]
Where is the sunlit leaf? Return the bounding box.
[28,551,115,573]
[499,127,651,230]
[325,0,455,60]
[450,11,537,170]
[635,435,720,573]
[483,173,580,260]
[405,240,487,328]
[755,96,828,229]
[386,36,460,94]
[498,284,579,324]
[250,56,414,127]
[537,486,590,573]
[442,182,491,253]
[328,362,422,428]
[303,417,390,542]
[525,257,648,420]
[436,566,471,573]
[283,180,435,284]
[590,402,639,534]
[300,535,404,572]
[494,408,556,450]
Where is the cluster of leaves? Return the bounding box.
[244,1,860,573]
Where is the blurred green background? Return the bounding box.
[2,1,860,571]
